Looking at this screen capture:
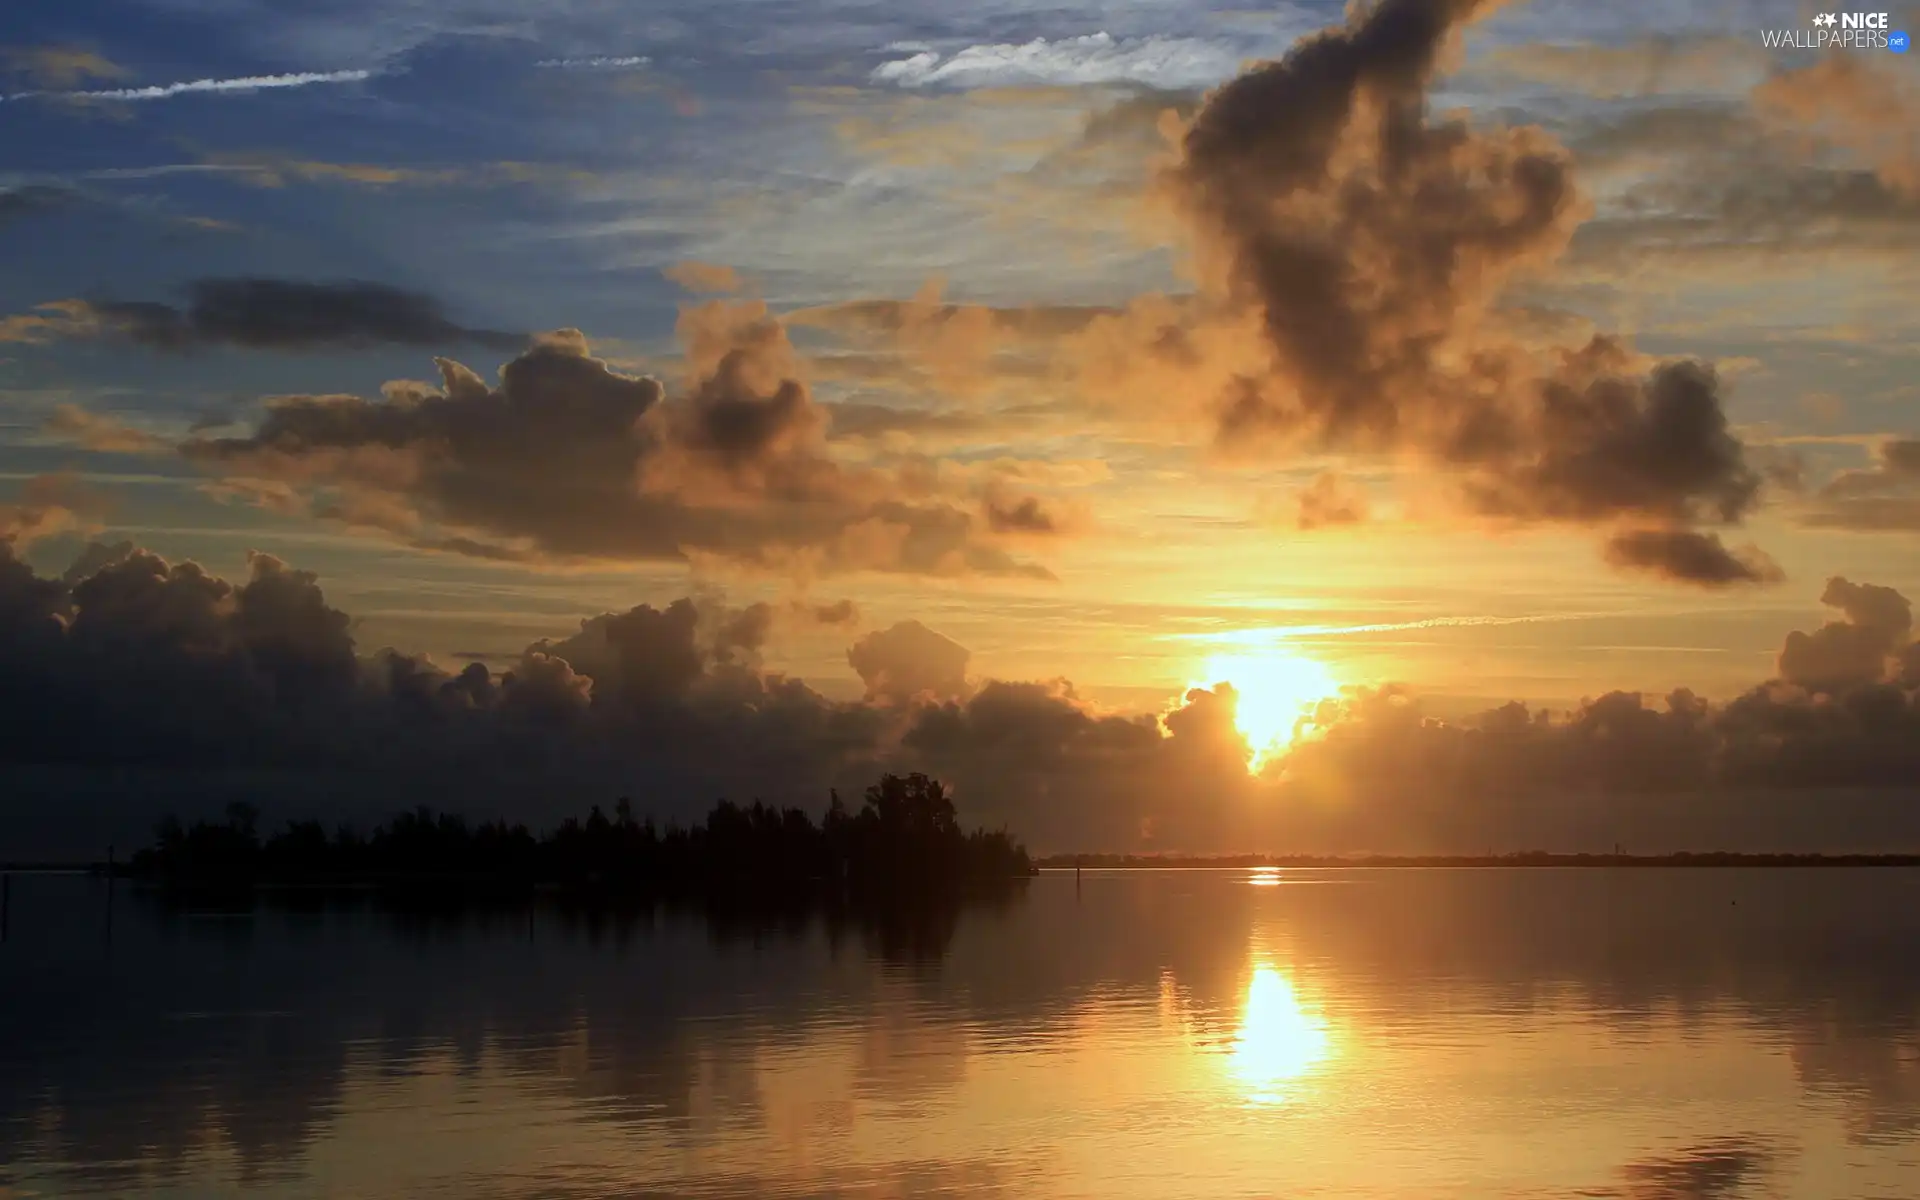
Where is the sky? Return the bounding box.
[3,0,1920,855]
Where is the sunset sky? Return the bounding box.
[3,0,1919,854]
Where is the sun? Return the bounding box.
[1201,648,1339,771]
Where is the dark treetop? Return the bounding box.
[128,772,1034,897]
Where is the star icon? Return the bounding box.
[1813,12,1837,26]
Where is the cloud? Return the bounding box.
[1602,529,1784,588]
[663,261,744,295]
[0,474,104,545]
[1,46,125,89]
[1294,472,1369,531]
[0,299,97,344]
[1777,577,1911,694]
[1474,36,1763,100]
[1803,438,1920,532]
[982,493,1067,535]
[43,405,173,454]
[8,543,1920,855]
[848,620,970,704]
[786,288,1115,398]
[533,56,650,71]
[1753,57,1919,199]
[0,183,85,224]
[802,598,860,626]
[85,279,525,353]
[1553,57,1920,281]
[0,69,372,105]
[177,315,1052,578]
[1155,0,1770,576]
[870,33,1245,91]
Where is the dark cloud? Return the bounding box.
[8,540,1920,857]
[1777,577,1911,694]
[1163,0,1769,577]
[177,316,1049,578]
[86,278,526,353]
[0,540,895,855]
[847,620,970,705]
[983,494,1059,534]
[1602,529,1783,588]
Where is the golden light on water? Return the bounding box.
[1229,965,1331,1105]
[1200,649,1340,771]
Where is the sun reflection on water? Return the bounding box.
[1229,965,1331,1106]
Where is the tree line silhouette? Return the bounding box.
[129,773,1033,897]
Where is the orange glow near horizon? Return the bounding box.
[1200,648,1340,772]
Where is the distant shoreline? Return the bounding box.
[12,852,1920,875]
[1036,853,1920,869]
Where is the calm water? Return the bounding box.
[6,868,1920,1198]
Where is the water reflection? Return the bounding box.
[1248,867,1282,887]
[7,869,1920,1196]
[1228,965,1331,1105]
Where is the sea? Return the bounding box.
[5,867,1920,1198]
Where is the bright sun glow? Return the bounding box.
[1229,965,1331,1105]
[1200,649,1339,771]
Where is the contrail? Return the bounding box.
[2,69,372,104]
[1165,609,1710,645]
[533,56,650,69]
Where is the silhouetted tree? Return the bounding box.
[129,773,1032,899]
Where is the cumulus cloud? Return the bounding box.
[1777,577,1911,694]
[84,278,525,353]
[847,620,970,704]
[178,314,1052,578]
[0,541,891,845]
[1151,0,1770,576]
[7,543,1920,856]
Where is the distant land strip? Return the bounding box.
[1038,852,1920,869]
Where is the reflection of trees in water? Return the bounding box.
[0,880,1024,1191]
[1605,1137,1775,1199]
[7,871,1920,1192]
